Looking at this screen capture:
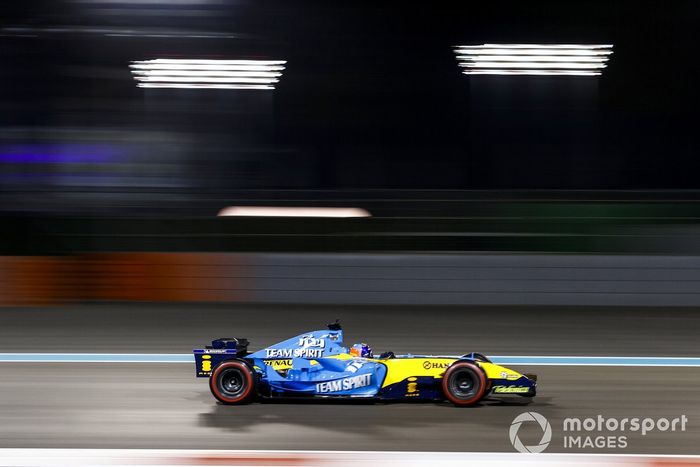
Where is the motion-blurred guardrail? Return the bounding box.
[6,194,700,254]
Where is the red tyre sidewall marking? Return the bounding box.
[442,362,486,406]
[210,361,253,403]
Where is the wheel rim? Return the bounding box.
[219,368,246,397]
[449,369,479,399]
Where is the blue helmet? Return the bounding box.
[349,343,372,358]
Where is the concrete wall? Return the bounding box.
[3,253,700,306]
[250,253,700,306]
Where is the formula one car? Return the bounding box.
[193,321,536,407]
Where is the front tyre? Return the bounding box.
[209,360,256,404]
[442,361,486,407]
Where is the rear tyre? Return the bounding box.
[209,360,256,404]
[442,361,486,407]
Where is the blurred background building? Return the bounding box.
[1,0,700,305]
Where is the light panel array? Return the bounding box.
[454,44,613,76]
[218,207,372,218]
[129,59,287,90]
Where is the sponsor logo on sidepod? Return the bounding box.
[316,374,372,393]
[423,361,450,370]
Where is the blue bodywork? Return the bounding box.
[195,328,388,398]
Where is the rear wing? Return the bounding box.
[193,337,248,377]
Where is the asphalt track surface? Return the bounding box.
[0,303,698,454]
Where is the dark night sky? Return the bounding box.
[1,0,699,190]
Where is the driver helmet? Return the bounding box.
[349,343,373,358]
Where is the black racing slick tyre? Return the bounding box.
[209,360,256,404]
[442,361,487,407]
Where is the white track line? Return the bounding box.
[0,449,698,467]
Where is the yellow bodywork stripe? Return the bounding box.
[377,358,454,387]
[260,354,524,387]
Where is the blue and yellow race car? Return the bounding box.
[193,321,536,407]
